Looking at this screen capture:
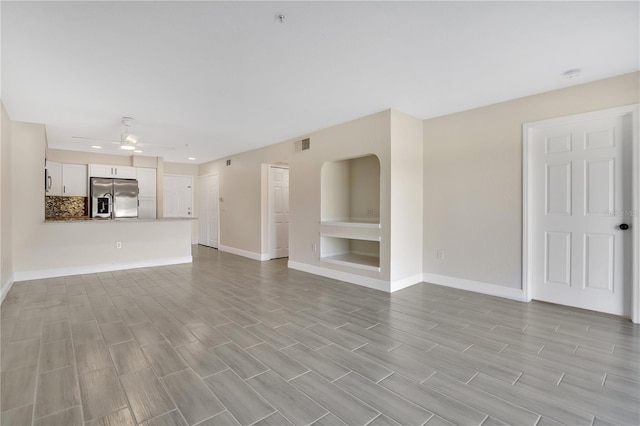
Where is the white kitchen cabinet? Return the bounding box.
[138,197,157,219]
[136,168,157,218]
[136,168,157,197]
[89,164,136,179]
[62,164,87,196]
[45,160,62,196]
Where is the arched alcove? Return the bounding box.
[320,154,381,270]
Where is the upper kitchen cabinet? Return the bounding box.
[136,167,157,197]
[45,160,63,196]
[62,164,87,196]
[45,161,87,196]
[89,164,136,179]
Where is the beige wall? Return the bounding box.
[423,71,640,289]
[199,140,293,256]
[1,103,13,297]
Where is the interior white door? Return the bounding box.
[269,166,289,259]
[198,174,219,248]
[531,114,632,316]
[163,175,193,218]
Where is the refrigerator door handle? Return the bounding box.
[106,193,114,219]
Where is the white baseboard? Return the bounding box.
[13,256,193,282]
[219,245,269,261]
[390,273,423,292]
[288,260,390,292]
[1,274,15,303]
[422,272,526,301]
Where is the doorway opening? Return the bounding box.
[198,174,219,249]
[266,164,289,259]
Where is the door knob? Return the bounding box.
[619,224,630,230]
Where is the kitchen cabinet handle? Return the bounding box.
[47,175,52,190]
[63,185,66,194]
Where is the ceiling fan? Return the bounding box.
[72,117,172,151]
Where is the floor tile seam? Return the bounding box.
[146,367,198,425]
[288,371,383,425]
[78,323,133,423]
[31,404,82,422]
[334,371,436,424]
[558,372,640,408]
[421,373,545,424]
[379,370,486,419]
[195,409,241,426]
[66,305,86,426]
[538,347,639,378]
[511,375,626,422]
[30,329,44,424]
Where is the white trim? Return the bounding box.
[390,273,423,292]
[423,273,526,301]
[288,260,390,292]
[13,256,192,282]
[633,105,640,323]
[522,104,640,322]
[1,275,15,303]
[219,244,269,261]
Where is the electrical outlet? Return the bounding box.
[116,242,122,249]
[436,248,445,260]
[367,207,374,216]
[312,243,317,253]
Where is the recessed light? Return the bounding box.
[188,157,196,161]
[563,68,581,79]
[134,150,143,153]
[120,145,136,151]
[91,145,102,149]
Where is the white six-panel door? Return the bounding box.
[198,174,219,248]
[531,114,632,316]
[269,166,289,259]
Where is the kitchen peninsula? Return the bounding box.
[7,121,195,285]
[33,217,194,281]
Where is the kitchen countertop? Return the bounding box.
[45,216,197,223]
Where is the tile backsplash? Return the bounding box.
[45,196,87,218]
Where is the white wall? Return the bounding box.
[1,103,14,300]
[11,122,192,281]
[423,71,640,290]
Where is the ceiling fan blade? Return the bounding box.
[72,136,120,143]
[136,143,175,149]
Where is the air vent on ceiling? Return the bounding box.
[295,138,311,152]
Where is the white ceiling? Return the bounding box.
[2,1,638,164]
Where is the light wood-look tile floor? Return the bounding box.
[1,245,639,425]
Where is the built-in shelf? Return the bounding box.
[322,252,380,272]
[321,154,381,274]
[320,221,381,241]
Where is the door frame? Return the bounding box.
[197,173,220,248]
[267,164,289,259]
[522,104,639,323]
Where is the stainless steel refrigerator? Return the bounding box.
[90,178,139,219]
